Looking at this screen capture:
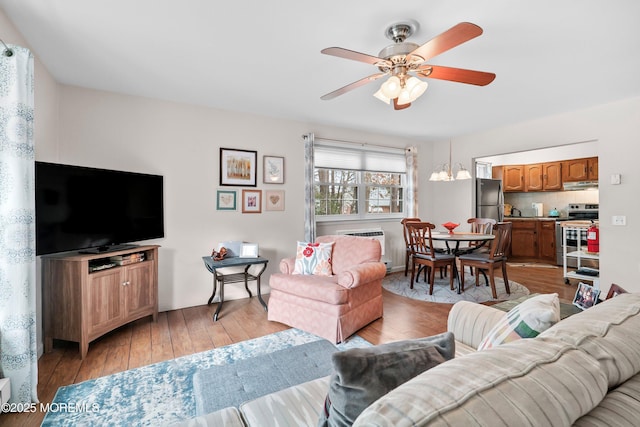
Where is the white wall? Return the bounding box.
[52,86,420,311]
[425,97,640,295]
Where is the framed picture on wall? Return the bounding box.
[265,190,285,211]
[220,148,257,187]
[216,189,237,211]
[242,189,262,213]
[263,155,284,184]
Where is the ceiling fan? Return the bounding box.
[320,20,496,110]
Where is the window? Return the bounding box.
[313,142,407,220]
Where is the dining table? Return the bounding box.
[430,231,495,255]
[429,231,496,293]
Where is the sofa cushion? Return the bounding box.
[293,241,334,276]
[354,338,608,426]
[540,292,640,388]
[573,371,640,427]
[477,293,560,350]
[269,274,348,305]
[318,332,455,427]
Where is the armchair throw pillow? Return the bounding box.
[477,293,560,351]
[293,241,334,276]
[318,332,455,427]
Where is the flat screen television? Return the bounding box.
[35,161,164,255]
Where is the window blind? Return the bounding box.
[314,141,406,173]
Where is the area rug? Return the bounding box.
[383,272,529,304]
[194,339,337,415]
[42,329,369,427]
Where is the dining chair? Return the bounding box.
[401,217,421,276]
[406,222,457,294]
[458,222,512,299]
[461,218,497,254]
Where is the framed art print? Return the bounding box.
[265,190,285,211]
[216,190,236,211]
[242,189,262,213]
[220,148,257,187]
[263,155,284,184]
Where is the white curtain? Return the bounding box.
[405,146,418,217]
[302,133,316,242]
[0,45,38,404]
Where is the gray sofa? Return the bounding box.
[176,293,640,427]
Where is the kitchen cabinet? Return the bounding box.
[522,162,562,192]
[509,220,537,257]
[502,165,525,192]
[507,219,556,262]
[543,162,563,190]
[524,164,543,191]
[43,245,159,358]
[538,220,556,262]
[562,158,590,182]
[588,157,598,180]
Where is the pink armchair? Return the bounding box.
[267,235,386,343]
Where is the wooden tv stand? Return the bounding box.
[42,245,159,359]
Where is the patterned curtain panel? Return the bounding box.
[0,45,38,404]
[302,133,316,242]
[405,146,418,218]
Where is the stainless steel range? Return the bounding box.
[555,203,599,266]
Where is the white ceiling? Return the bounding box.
[2,0,640,141]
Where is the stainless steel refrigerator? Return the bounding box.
[476,178,504,222]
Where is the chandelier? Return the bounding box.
[429,140,472,181]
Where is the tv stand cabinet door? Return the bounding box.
[124,261,157,320]
[87,268,126,340]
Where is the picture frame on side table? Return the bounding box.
[240,243,259,258]
[573,282,600,310]
[263,155,284,184]
[265,190,285,211]
[606,283,628,299]
[216,190,237,211]
[220,148,257,187]
[242,189,262,213]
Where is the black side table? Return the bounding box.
[202,256,268,321]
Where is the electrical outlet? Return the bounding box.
[612,215,626,226]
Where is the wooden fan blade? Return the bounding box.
[409,22,483,62]
[321,47,389,66]
[393,98,411,110]
[417,65,496,86]
[320,73,386,100]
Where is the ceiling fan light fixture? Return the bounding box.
[406,77,428,102]
[380,75,401,98]
[373,89,391,104]
[397,88,412,105]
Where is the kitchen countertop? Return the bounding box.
[504,216,563,221]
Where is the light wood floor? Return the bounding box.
[2,265,574,427]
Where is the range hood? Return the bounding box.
[563,181,599,191]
